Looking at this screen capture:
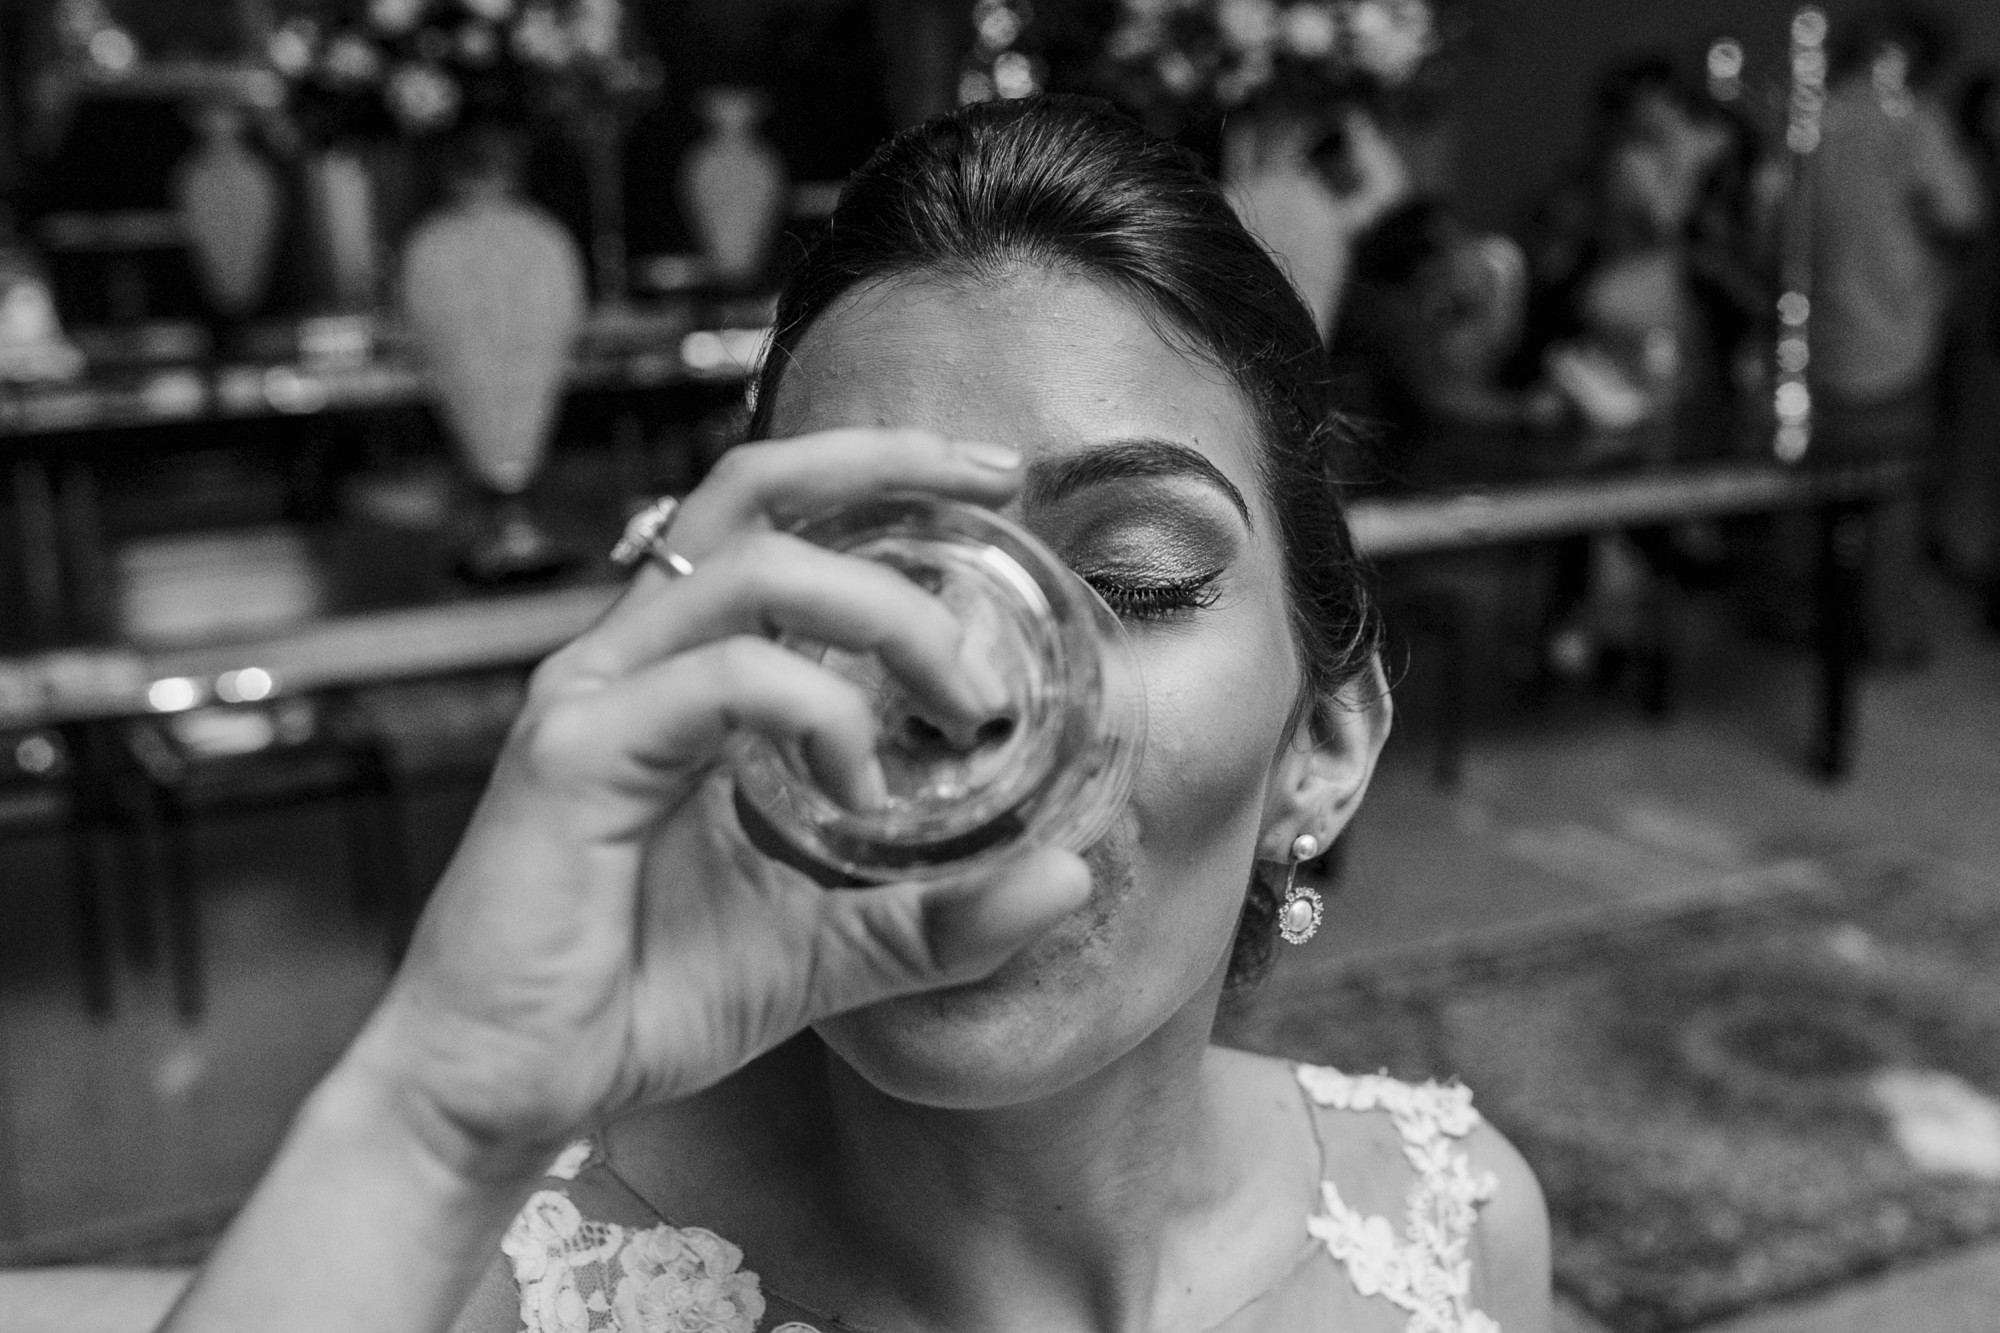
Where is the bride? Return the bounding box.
[162,95,1549,1333]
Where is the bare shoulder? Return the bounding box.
[1464,1118,1553,1333]
[1206,1044,1310,1097]
[1203,1046,1335,1178]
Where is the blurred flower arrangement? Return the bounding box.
[263,0,660,142]
[1104,0,1450,122]
[51,0,142,77]
[960,0,1043,106]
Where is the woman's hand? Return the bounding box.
[346,428,1093,1176]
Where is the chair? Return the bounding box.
[0,725,119,1016]
[1378,580,1473,788]
[120,694,409,1020]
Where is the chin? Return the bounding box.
[812,824,1232,1104]
[814,837,1153,1109]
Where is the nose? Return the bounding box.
[896,708,1017,757]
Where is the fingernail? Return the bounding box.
[854,757,891,811]
[965,656,1013,716]
[961,441,1021,471]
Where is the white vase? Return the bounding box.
[401,169,588,582]
[172,104,283,321]
[400,183,586,501]
[0,222,84,383]
[678,86,788,288]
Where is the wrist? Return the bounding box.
[326,1012,574,1191]
[161,1022,545,1332]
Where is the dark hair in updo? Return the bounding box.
[746,94,1381,988]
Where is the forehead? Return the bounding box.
[765,268,1266,504]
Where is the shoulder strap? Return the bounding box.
[1294,1065,1503,1333]
[499,1138,772,1333]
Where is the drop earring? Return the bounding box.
[1278,832,1324,945]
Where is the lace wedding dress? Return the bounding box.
[499,1064,1502,1333]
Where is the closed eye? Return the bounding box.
[1083,570,1223,622]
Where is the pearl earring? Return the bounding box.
[1278,832,1324,945]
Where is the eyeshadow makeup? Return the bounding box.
[730,493,1146,885]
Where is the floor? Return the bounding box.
[1272,569,2000,1333]
[2,567,1998,1331]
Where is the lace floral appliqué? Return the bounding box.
[1296,1066,1502,1333]
[503,1184,767,1333]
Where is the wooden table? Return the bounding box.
[0,454,1913,779]
[0,312,765,441]
[1,310,763,642]
[1351,454,1913,779]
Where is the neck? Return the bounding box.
[822,974,1232,1333]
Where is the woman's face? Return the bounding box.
[765,268,1311,1108]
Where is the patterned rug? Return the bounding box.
[1222,850,2000,1332]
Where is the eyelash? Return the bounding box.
[1083,570,1224,621]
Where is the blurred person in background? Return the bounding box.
[1806,5,1984,665]
[1332,198,1555,459]
[1515,57,1762,679]
[1522,57,1764,441]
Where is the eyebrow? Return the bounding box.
[1023,438,1254,531]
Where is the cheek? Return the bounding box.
[1125,610,1299,928]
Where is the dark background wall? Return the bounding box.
[1446,0,2000,233]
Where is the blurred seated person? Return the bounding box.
[1807,5,1984,663]
[1519,58,1763,440]
[1333,199,1563,465]
[1499,61,1765,679]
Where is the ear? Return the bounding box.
[1258,657,1392,863]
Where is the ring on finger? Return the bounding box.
[612,495,697,579]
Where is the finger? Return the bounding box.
[668,429,1023,556]
[524,637,890,826]
[596,430,1022,677]
[546,534,1010,724]
[800,848,1094,1021]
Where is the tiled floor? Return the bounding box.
[2,572,1998,1330]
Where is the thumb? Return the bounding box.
[805,848,1093,1020]
[920,848,1095,976]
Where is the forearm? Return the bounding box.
[158,1047,545,1333]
